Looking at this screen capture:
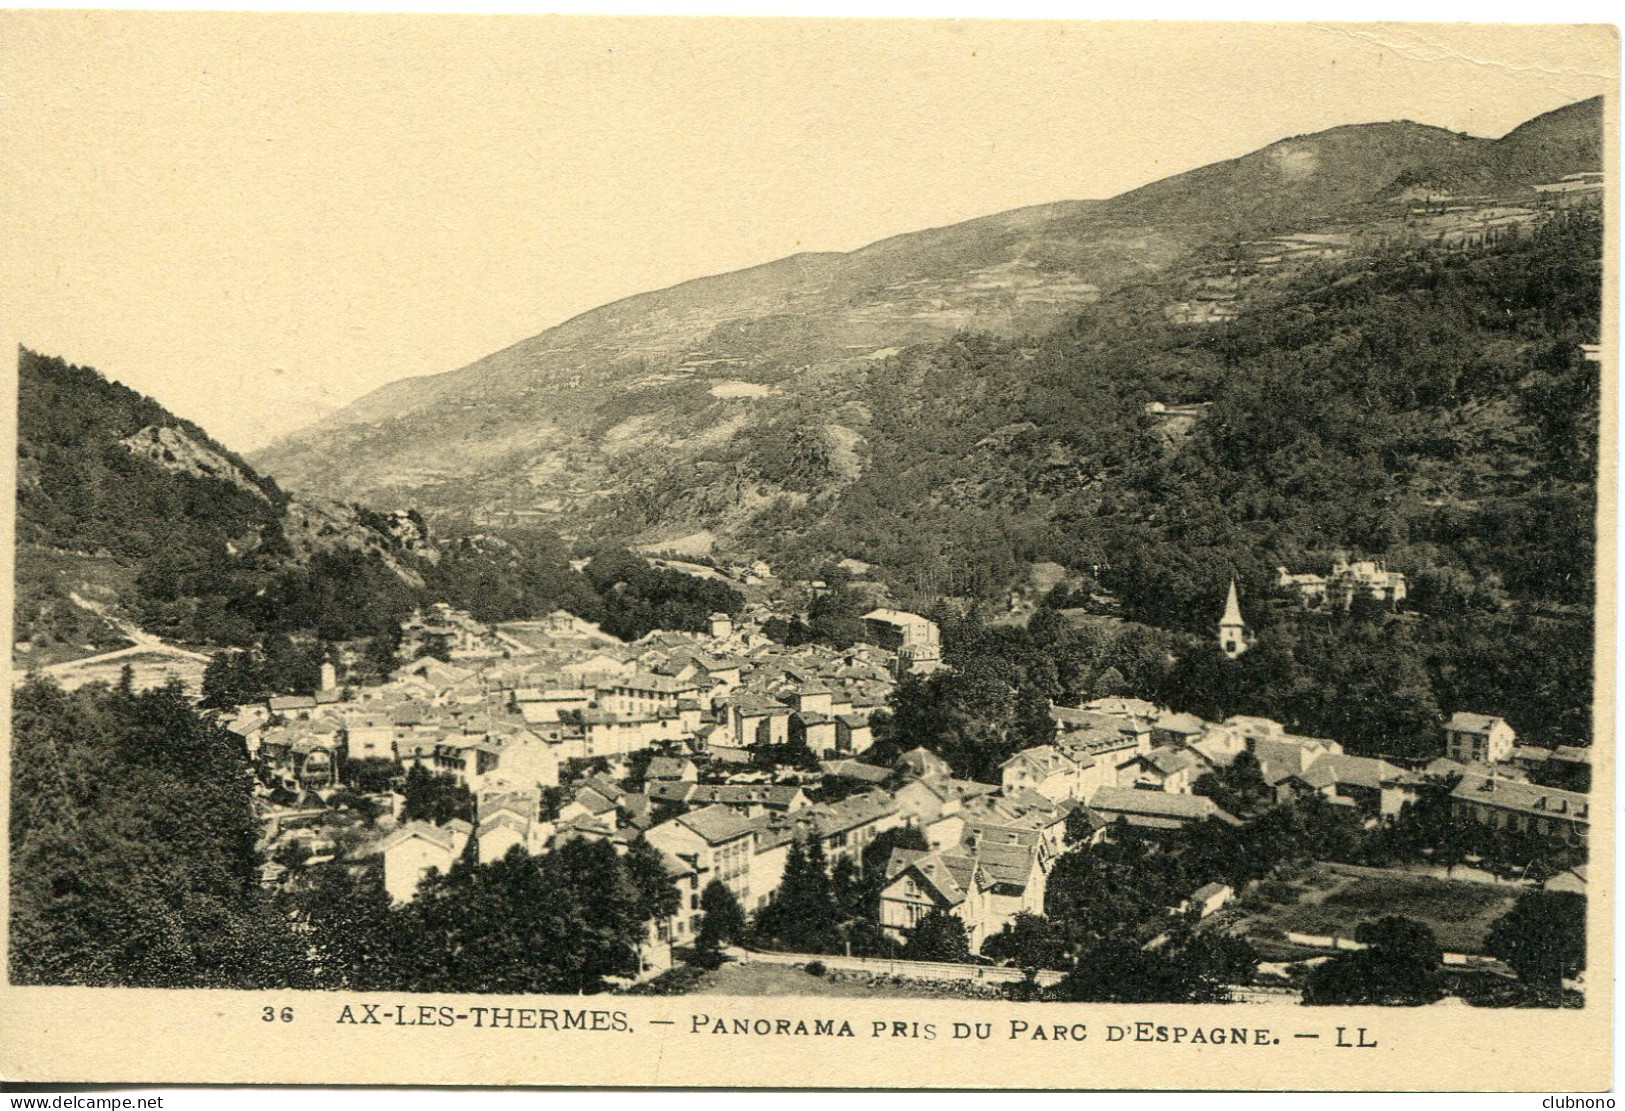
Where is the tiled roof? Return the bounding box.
[820,759,892,784]
[959,839,1039,890]
[571,787,619,815]
[647,781,696,805]
[646,756,697,780]
[887,849,975,907]
[911,776,998,804]
[1310,753,1405,791]
[677,805,755,845]
[1086,697,1162,719]
[375,820,465,855]
[1222,715,1287,736]
[967,791,1065,829]
[688,784,806,808]
[729,691,792,715]
[1286,758,1338,790]
[658,850,696,879]
[1088,786,1238,825]
[1450,773,1588,822]
[1155,710,1208,734]
[813,790,897,835]
[1001,745,1078,775]
[611,671,703,694]
[750,790,898,850]
[1051,706,1147,733]
[1423,757,1470,777]
[1446,712,1507,734]
[581,773,627,801]
[1140,748,1202,776]
[895,747,952,779]
[477,811,531,838]
[862,608,931,626]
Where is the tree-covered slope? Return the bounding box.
[772,209,1601,750]
[8,677,305,987]
[13,348,431,654]
[1092,208,1601,630]
[12,349,746,665]
[17,348,288,561]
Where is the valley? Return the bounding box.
[8,94,1602,1015]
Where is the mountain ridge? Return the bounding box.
[252,98,1603,548]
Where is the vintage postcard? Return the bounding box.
[0,14,1616,1091]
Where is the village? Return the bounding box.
[195,555,1591,1001]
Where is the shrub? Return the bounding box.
[687,947,728,971]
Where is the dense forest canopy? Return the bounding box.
[9,676,302,987]
[1093,210,1600,627]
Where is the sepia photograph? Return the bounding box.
[0,12,1615,1091]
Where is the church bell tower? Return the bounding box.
[1219,578,1249,659]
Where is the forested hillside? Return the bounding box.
[1094,210,1600,628]
[12,350,744,668]
[18,350,287,551]
[739,210,1601,751]
[15,349,409,653]
[1122,213,1599,751]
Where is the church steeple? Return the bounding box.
[1219,578,1248,658]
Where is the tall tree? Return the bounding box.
[902,909,971,963]
[1486,891,1586,996]
[696,879,748,952]
[981,911,1067,969]
[288,861,405,990]
[389,838,665,994]
[623,836,683,928]
[1303,916,1444,1006]
[399,763,474,826]
[1051,932,1237,1004]
[9,677,306,988]
[754,837,844,954]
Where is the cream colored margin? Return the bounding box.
[0,17,1615,1090]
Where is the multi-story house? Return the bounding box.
[859,609,944,676]
[1444,712,1517,766]
[1449,773,1588,844]
[377,819,473,904]
[999,745,1086,802]
[645,806,757,934]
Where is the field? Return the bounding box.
[1230,862,1520,955]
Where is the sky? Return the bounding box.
[1,15,1615,452]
